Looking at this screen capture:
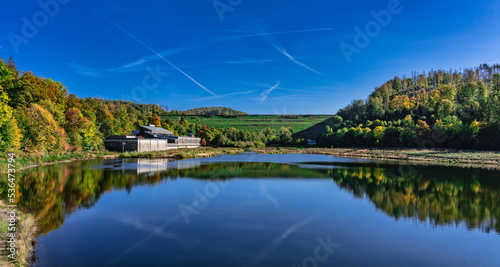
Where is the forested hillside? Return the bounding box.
[320,64,500,150]
[0,58,300,153]
[0,58,172,154]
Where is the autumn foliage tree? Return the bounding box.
[320,64,500,150]
[0,84,22,150]
[0,58,170,154]
[66,108,100,151]
[147,114,162,127]
[25,104,68,153]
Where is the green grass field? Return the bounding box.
[162,115,334,138]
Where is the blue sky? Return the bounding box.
[1,0,499,114]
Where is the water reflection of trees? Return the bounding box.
[17,160,330,234]
[328,164,500,234]
[13,160,500,235]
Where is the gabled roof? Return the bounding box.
[139,125,173,134]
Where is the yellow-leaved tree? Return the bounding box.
[0,84,12,127]
[0,84,22,151]
[25,104,68,154]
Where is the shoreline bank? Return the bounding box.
[2,147,499,174]
[0,147,245,174]
[0,200,36,267]
[250,147,500,170]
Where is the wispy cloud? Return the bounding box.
[226,80,306,95]
[111,48,190,71]
[233,80,277,88]
[202,29,252,34]
[188,90,255,101]
[220,58,283,65]
[68,48,192,78]
[84,3,216,96]
[69,44,194,77]
[213,27,334,41]
[260,81,280,103]
[68,63,105,77]
[273,94,301,100]
[120,59,146,69]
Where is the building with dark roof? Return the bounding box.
[104,125,201,152]
[139,125,174,137]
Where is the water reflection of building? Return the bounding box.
[136,158,202,175]
[136,158,170,175]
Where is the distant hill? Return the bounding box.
[166,107,247,116]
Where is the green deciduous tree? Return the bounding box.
[66,108,100,151]
[437,99,455,118]
[439,84,457,100]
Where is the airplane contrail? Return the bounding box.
[210,21,329,77]
[84,4,217,97]
[257,28,325,77]
[260,81,281,103]
[282,50,324,76]
[213,28,334,40]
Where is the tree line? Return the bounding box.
[0,58,179,154]
[164,116,301,147]
[166,107,247,117]
[319,64,500,150]
[0,58,299,154]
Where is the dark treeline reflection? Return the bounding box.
[329,163,500,234]
[15,159,500,235]
[17,160,330,234]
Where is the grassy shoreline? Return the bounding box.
[250,147,500,170]
[2,146,499,173]
[0,200,36,267]
[0,147,245,174]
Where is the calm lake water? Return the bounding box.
[22,153,500,267]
